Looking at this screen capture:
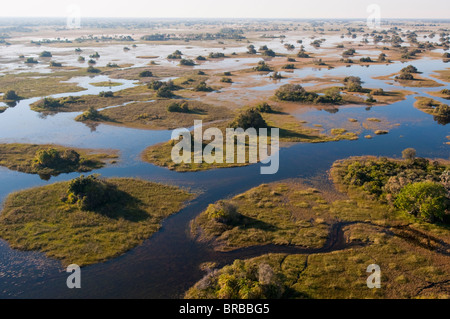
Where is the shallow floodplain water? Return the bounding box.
[0,40,449,298]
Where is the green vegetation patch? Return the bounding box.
[191,183,331,251]
[0,175,194,266]
[0,143,117,179]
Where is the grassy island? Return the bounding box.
[0,143,118,179]
[0,175,194,266]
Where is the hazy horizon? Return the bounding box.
[1,0,449,20]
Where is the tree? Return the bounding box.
[39,51,52,57]
[402,148,416,161]
[179,59,196,66]
[87,66,101,73]
[343,76,363,92]
[231,108,267,130]
[194,81,213,92]
[99,91,114,97]
[324,87,342,103]
[3,90,21,101]
[64,174,113,211]
[394,181,448,222]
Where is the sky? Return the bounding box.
[0,0,449,19]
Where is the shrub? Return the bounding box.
[196,56,206,61]
[395,181,448,222]
[255,102,273,113]
[342,48,356,56]
[41,97,62,108]
[139,70,153,77]
[221,77,232,83]
[395,73,414,80]
[281,64,295,69]
[167,101,190,113]
[25,57,38,64]
[76,107,103,121]
[3,90,21,101]
[167,50,182,59]
[297,51,310,58]
[253,61,272,72]
[50,61,62,67]
[179,59,196,66]
[206,201,240,225]
[209,52,225,58]
[39,51,52,57]
[87,66,101,73]
[360,57,373,63]
[99,91,114,98]
[194,81,214,92]
[371,88,385,96]
[156,86,175,98]
[33,148,80,169]
[89,52,100,58]
[401,65,419,74]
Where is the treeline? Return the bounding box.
[141,29,245,41]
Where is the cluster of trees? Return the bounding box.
[343,76,363,92]
[192,81,213,92]
[254,102,274,113]
[230,108,268,130]
[247,45,257,54]
[297,46,310,58]
[63,174,118,212]
[39,51,52,57]
[139,70,153,77]
[395,65,419,81]
[33,148,81,170]
[338,151,449,223]
[87,66,101,73]
[281,63,295,70]
[342,48,356,56]
[3,90,21,101]
[89,52,100,58]
[167,50,183,59]
[141,29,245,42]
[50,61,62,67]
[167,101,190,113]
[148,80,178,98]
[25,57,38,64]
[99,91,114,97]
[187,259,285,299]
[275,84,342,104]
[76,107,104,122]
[209,52,225,58]
[253,61,272,72]
[179,59,196,66]
[220,77,232,83]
